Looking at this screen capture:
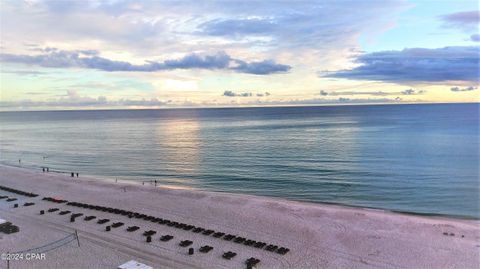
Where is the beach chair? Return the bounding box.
[160,235,174,242]
[199,245,213,253]
[179,240,193,247]
[222,251,237,260]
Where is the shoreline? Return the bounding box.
[0,164,479,268]
[2,162,478,221]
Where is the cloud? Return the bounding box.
[198,18,277,37]
[319,89,425,96]
[223,90,252,97]
[401,89,425,95]
[440,10,480,30]
[0,90,170,109]
[0,96,407,110]
[0,89,414,110]
[258,97,405,106]
[324,46,480,83]
[337,97,403,103]
[256,92,270,97]
[223,90,271,97]
[440,11,480,43]
[231,59,291,75]
[193,1,406,50]
[0,49,290,75]
[0,0,406,57]
[450,86,478,92]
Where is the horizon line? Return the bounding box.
[0,101,478,113]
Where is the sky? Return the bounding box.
[0,0,478,110]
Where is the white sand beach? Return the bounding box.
[0,164,478,269]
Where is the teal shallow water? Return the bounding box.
[0,103,478,218]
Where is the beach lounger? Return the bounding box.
[222,251,237,260]
[223,234,235,241]
[70,213,83,222]
[199,245,213,253]
[59,210,71,215]
[233,237,246,243]
[192,227,204,233]
[126,226,139,232]
[245,257,260,268]
[97,219,109,224]
[179,240,193,247]
[202,229,215,235]
[84,216,96,221]
[47,208,59,212]
[111,222,124,228]
[42,197,67,203]
[265,245,278,252]
[244,239,256,246]
[212,232,225,238]
[277,247,290,255]
[183,225,195,231]
[160,235,174,242]
[253,242,266,248]
[143,230,156,236]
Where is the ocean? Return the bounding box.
[0,103,478,218]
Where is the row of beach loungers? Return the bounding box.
[42,206,261,266]
[0,185,38,197]
[1,183,290,268]
[40,197,289,255]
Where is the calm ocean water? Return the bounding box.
[0,104,478,218]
